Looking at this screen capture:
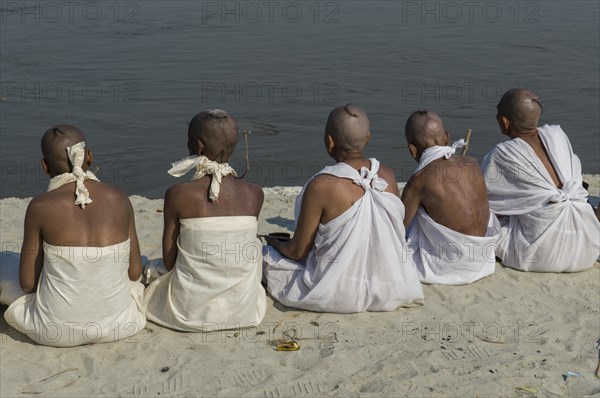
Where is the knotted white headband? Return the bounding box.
[168,155,237,202]
[414,139,465,174]
[47,141,99,208]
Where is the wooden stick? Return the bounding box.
[461,129,472,156]
[244,129,250,172]
[238,129,251,179]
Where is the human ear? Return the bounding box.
[326,134,335,153]
[501,115,510,132]
[40,159,50,177]
[408,143,418,161]
[197,139,206,155]
[86,150,93,167]
[188,139,205,156]
[444,131,450,146]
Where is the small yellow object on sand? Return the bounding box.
[515,383,543,395]
[274,341,300,351]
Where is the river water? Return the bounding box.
[1,1,598,198]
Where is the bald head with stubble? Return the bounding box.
[41,124,88,176]
[187,109,239,162]
[496,88,543,135]
[325,104,371,155]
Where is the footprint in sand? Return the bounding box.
[233,368,269,387]
[20,368,80,394]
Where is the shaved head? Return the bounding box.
[188,109,238,161]
[405,110,447,152]
[325,104,370,153]
[41,124,87,174]
[497,88,543,131]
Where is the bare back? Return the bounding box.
[402,156,489,236]
[33,181,133,246]
[165,176,263,219]
[521,134,562,189]
[20,180,142,292]
[316,160,400,225]
[162,176,264,270]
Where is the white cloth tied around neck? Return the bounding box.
[357,160,388,192]
[414,139,465,174]
[47,141,99,209]
[168,155,237,201]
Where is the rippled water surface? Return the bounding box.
[1,1,598,198]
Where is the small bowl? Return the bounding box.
[268,232,291,239]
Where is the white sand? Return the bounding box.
[1,177,599,397]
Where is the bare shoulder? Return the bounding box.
[403,168,425,195]
[457,156,485,180]
[27,187,80,215]
[307,173,339,195]
[99,182,129,199]
[26,193,54,217]
[165,182,186,197]
[91,182,131,209]
[164,182,189,206]
[376,164,399,185]
[239,179,264,197]
[236,179,264,208]
[461,155,481,166]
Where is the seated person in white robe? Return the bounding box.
[402,111,500,285]
[1,125,146,347]
[481,88,600,272]
[143,109,266,331]
[263,104,424,313]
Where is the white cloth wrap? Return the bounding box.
[414,139,465,173]
[265,158,424,313]
[408,210,500,285]
[167,155,237,201]
[3,240,146,347]
[481,124,600,272]
[47,141,99,208]
[143,216,267,331]
[293,159,389,223]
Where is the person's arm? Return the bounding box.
[127,199,143,281]
[400,175,422,228]
[19,200,44,293]
[265,179,325,261]
[251,184,265,218]
[162,187,180,271]
[377,165,401,197]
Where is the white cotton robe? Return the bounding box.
[481,124,600,272]
[408,209,500,285]
[406,144,501,285]
[144,216,267,331]
[264,159,424,313]
[3,240,146,347]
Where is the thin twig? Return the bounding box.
[238,129,251,179]
[461,129,472,156]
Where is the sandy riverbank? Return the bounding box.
[1,176,599,397]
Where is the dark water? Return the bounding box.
[1,1,599,198]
